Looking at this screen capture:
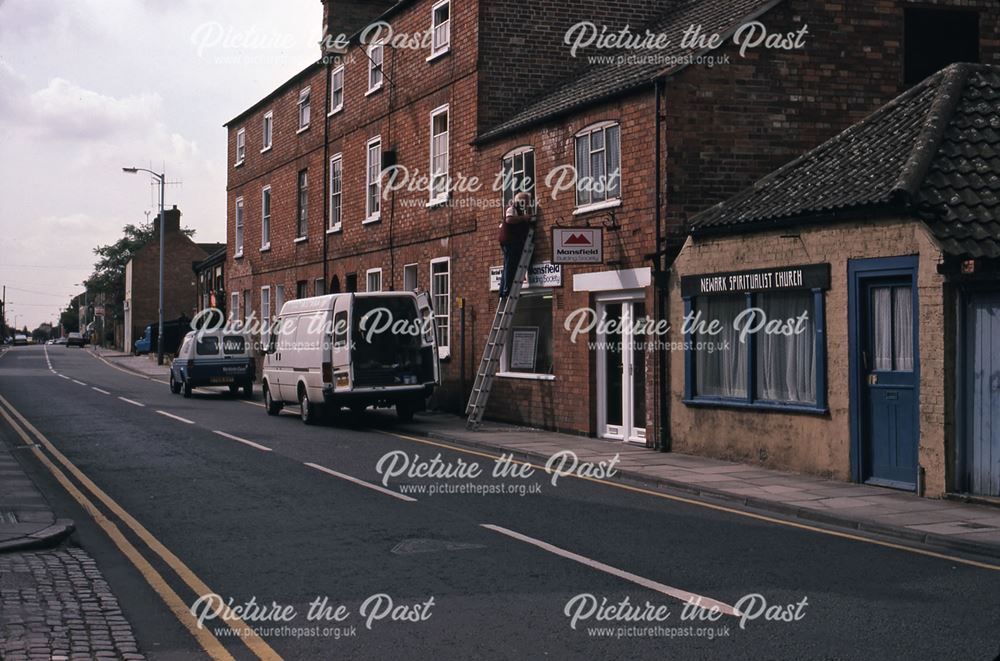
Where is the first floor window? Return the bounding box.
[403,263,418,291]
[688,290,822,407]
[329,155,342,231]
[298,87,311,129]
[330,65,344,113]
[368,41,384,92]
[234,197,244,256]
[429,105,449,203]
[503,292,553,375]
[366,268,382,292]
[502,147,535,209]
[430,258,450,353]
[297,170,308,238]
[366,137,381,221]
[430,0,450,56]
[261,186,271,248]
[574,122,621,208]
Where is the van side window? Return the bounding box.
[196,336,220,355]
[334,310,348,347]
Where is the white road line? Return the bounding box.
[212,430,272,452]
[58,375,69,380]
[304,462,417,503]
[155,410,195,425]
[72,379,87,386]
[118,397,145,408]
[480,524,741,617]
[91,387,111,395]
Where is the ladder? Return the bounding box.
[465,227,535,429]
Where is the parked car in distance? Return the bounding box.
[170,329,254,399]
[53,337,67,346]
[66,332,86,347]
[262,292,439,425]
[12,334,28,346]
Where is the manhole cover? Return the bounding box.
[391,539,486,555]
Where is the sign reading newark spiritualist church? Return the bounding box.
[681,263,830,297]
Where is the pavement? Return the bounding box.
[87,344,1000,560]
[3,343,999,659]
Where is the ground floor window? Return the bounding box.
[503,292,554,375]
[686,289,825,410]
[430,257,450,356]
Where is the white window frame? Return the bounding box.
[573,121,622,215]
[297,87,311,132]
[274,284,285,315]
[403,263,418,292]
[502,145,535,209]
[328,153,343,233]
[430,257,450,359]
[261,111,273,152]
[429,104,449,205]
[366,267,382,292]
[235,128,246,166]
[234,197,244,258]
[498,291,556,380]
[230,292,239,321]
[366,40,384,94]
[428,0,451,60]
[328,64,344,115]
[365,136,382,223]
[296,169,308,240]
[260,286,271,327]
[260,186,271,251]
[314,278,325,296]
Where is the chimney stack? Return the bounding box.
[321,0,397,47]
[155,205,182,236]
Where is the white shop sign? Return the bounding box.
[489,261,562,291]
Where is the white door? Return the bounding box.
[597,295,647,444]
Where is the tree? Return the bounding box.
[59,303,79,334]
[84,222,194,319]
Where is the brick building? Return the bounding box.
[124,207,219,352]
[224,0,1000,449]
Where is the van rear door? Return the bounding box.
[331,294,353,390]
[415,292,440,384]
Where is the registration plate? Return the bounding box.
[210,376,234,384]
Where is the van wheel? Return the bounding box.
[264,384,282,416]
[169,372,181,394]
[299,387,317,425]
[396,400,415,423]
[182,379,192,398]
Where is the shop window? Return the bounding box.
[904,9,978,84]
[502,292,554,376]
[685,290,825,410]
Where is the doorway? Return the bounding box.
[849,257,919,490]
[596,293,647,444]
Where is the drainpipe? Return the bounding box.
[654,78,670,453]
[322,57,331,290]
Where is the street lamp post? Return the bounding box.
[123,167,166,365]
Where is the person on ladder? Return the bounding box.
[498,191,535,298]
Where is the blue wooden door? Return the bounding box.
[966,292,1000,496]
[861,278,918,488]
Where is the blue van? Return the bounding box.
[169,330,254,398]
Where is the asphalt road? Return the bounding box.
[1,344,999,660]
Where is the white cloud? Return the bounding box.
[27,78,163,141]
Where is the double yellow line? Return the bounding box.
[0,393,282,661]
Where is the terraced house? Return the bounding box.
[225,0,1000,459]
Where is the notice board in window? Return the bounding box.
[509,327,539,371]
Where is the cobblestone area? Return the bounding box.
[0,547,146,660]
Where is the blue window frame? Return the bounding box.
[683,289,827,413]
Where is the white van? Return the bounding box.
[262,292,440,424]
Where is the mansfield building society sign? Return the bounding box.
[552,228,603,264]
[489,261,562,291]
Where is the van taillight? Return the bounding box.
[322,362,333,383]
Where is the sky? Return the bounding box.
[0,0,322,330]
